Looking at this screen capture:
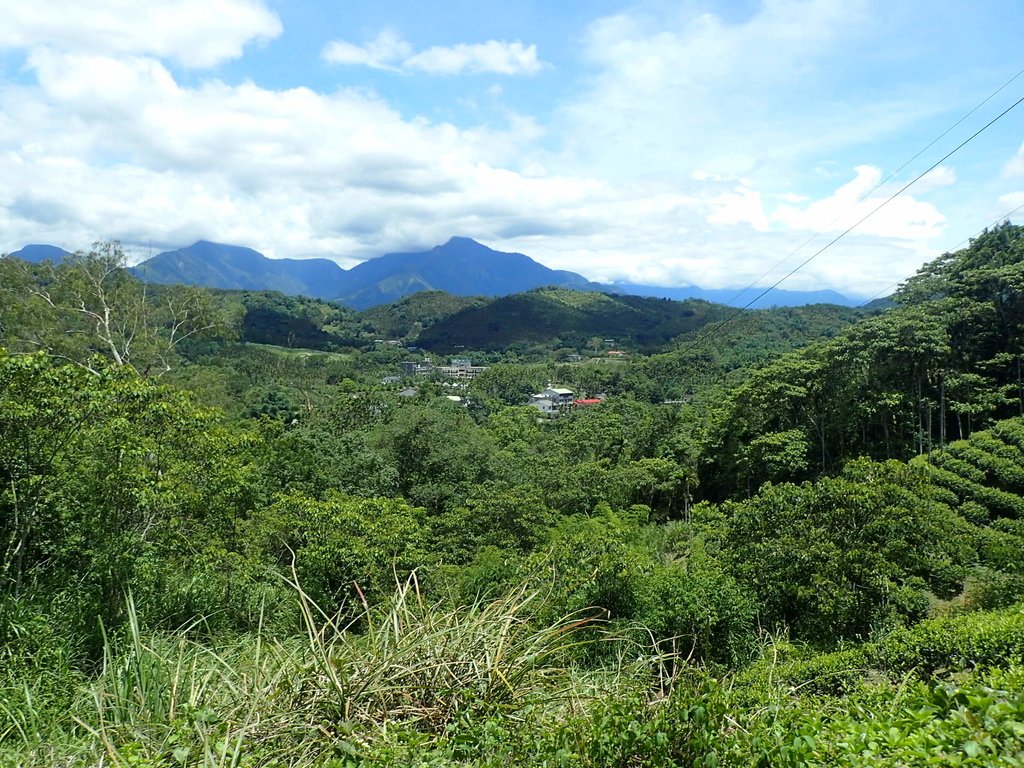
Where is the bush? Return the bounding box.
[878,605,1024,674]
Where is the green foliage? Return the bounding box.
[0,352,255,645]
[1,244,235,374]
[256,492,430,609]
[636,542,757,665]
[467,363,549,410]
[359,290,487,340]
[5,226,1024,765]
[724,459,975,642]
[417,290,734,353]
[878,605,1024,675]
[370,399,496,511]
[704,225,1024,497]
[238,290,363,350]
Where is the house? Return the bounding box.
[539,387,574,407]
[530,398,558,417]
[398,387,419,398]
[529,387,575,416]
[400,360,434,376]
[381,375,402,385]
[574,398,603,407]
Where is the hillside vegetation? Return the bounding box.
[1,223,1024,766]
[416,288,737,352]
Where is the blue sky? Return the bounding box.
[1,0,1023,298]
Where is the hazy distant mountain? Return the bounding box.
[131,241,348,299]
[17,237,853,309]
[128,237,604,309]
[335,237,603,309]
[605,282,855,308]
[6,244,73,263]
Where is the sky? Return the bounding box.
[1,0,1023,299]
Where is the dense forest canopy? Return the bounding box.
[3,225,1024,765]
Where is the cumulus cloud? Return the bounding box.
[773,166,946,240]
[707,184,770,232]
[0,2,997,301]
[404,41,541,75]
[916,165,957,191]
[0,43,949,300]
[0,47,576,262]
[0,0,281,68]
[998,191,1024,217]
[1005,142,1024,178]
[321,29,411,71]
[322,31,542,76]
[559,0,867,180]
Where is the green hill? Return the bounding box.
[416,287,736,352]
[359,290,487,340]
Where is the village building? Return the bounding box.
[437,363,488,380]
[530,398,558,417]
[400,360,434,377]
[529,387,575,416]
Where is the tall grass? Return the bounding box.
[289,572,608,730]
[3,577,657,766]
[0,595,87,765]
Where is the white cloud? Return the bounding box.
[322,31,543,76]
[321,28,411,71]
[559,0,871,181]
[404,41,541,76]
[707,184,771,232]
[0,44,948,300]
[773,165,946,240]
[998,191,1024,217]
[915,165,957,192]
[0,3,999,302]
[0,48,575,262]
[1005,142,1024,178]
[0,0,281,68]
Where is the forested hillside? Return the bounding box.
[2,225,1024,766]
[416,288,735,352]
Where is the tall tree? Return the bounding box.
[2,242,234,375]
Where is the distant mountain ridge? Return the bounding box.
[131,241,349,299]
[8,244,73,263]
[605,282,853,309]
[128,237,605,308]
[9,237,855,308]
[335,237,603,308]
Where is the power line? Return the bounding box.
[943,200,1024,255]
[721,65,1024,308]
[855,199,1024,307]
[676,88,1024,358]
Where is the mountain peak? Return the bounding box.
[435,236,492,255]
[7,244,73,263]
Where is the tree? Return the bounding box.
[724,459,975,642]
[0,351,259,648]
[370,401,496,511]
[3,242,232,375]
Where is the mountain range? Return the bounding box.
[7,237,856,309]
